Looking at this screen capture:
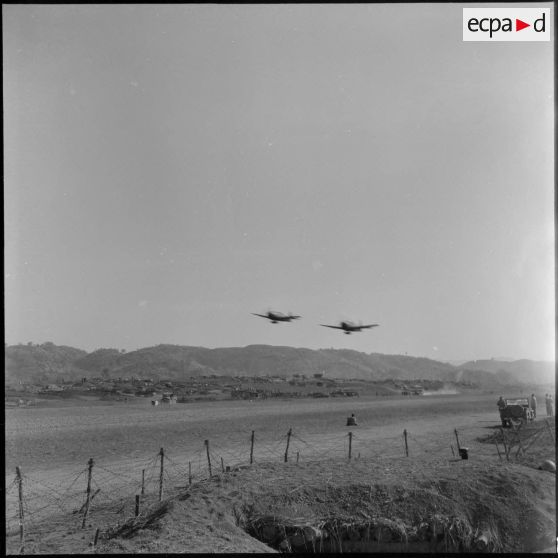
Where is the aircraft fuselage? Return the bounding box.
[253,311,301,323]
[320,321,379,333]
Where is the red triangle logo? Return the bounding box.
[516,19,530,31]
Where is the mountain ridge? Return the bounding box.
[5,343,554,388]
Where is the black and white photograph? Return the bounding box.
[4,3,555,554]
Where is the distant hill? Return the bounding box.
[71,344,461,382]
[5,342,87,385]
[5,343,553,389]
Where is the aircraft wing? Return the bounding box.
[320,324,344,329]
[360,324,379,329]
[252,313,269,319]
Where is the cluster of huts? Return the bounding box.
[151,392,178,405]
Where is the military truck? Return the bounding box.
[499,398,534,427]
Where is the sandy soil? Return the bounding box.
[6,393,498,472]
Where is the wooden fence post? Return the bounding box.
[499,427,510,461]
[403,429,409,457]
[82,458,94,529]
[284,428,292,463]
[78,489,100,514]
[205,440,212,478]
[141,469,145,496]
[135,495,140,517]
[158,448,164,502]
[16,467,24,553]
[450,445,455,457]
[494,438,502,460]
[250,430,255,465]
[348,432,353,460]
[93,528,100,547]
[188,462,192,485]
[512,425,526,458]
[454,429,461,451]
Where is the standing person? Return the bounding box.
[497,396,507,426]
[530,393,537,419]
[549,395,554,417]
[545,394,551,416]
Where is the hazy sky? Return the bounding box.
[4,4,554,361]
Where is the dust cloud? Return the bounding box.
[423,385,458,396]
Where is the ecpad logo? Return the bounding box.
[468,14,544,37]
[463,8,550,41]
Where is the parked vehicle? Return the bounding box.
[500,398,534,427]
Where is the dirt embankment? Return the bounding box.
[16,440,552,554]
[95,454,555,554]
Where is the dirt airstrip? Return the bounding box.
[5,393,556,553]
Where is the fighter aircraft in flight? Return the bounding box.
[252,311,301,323]
[320,321,379,334]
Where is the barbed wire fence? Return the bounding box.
[5,417,555,554]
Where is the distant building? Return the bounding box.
[46,384,63,391]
